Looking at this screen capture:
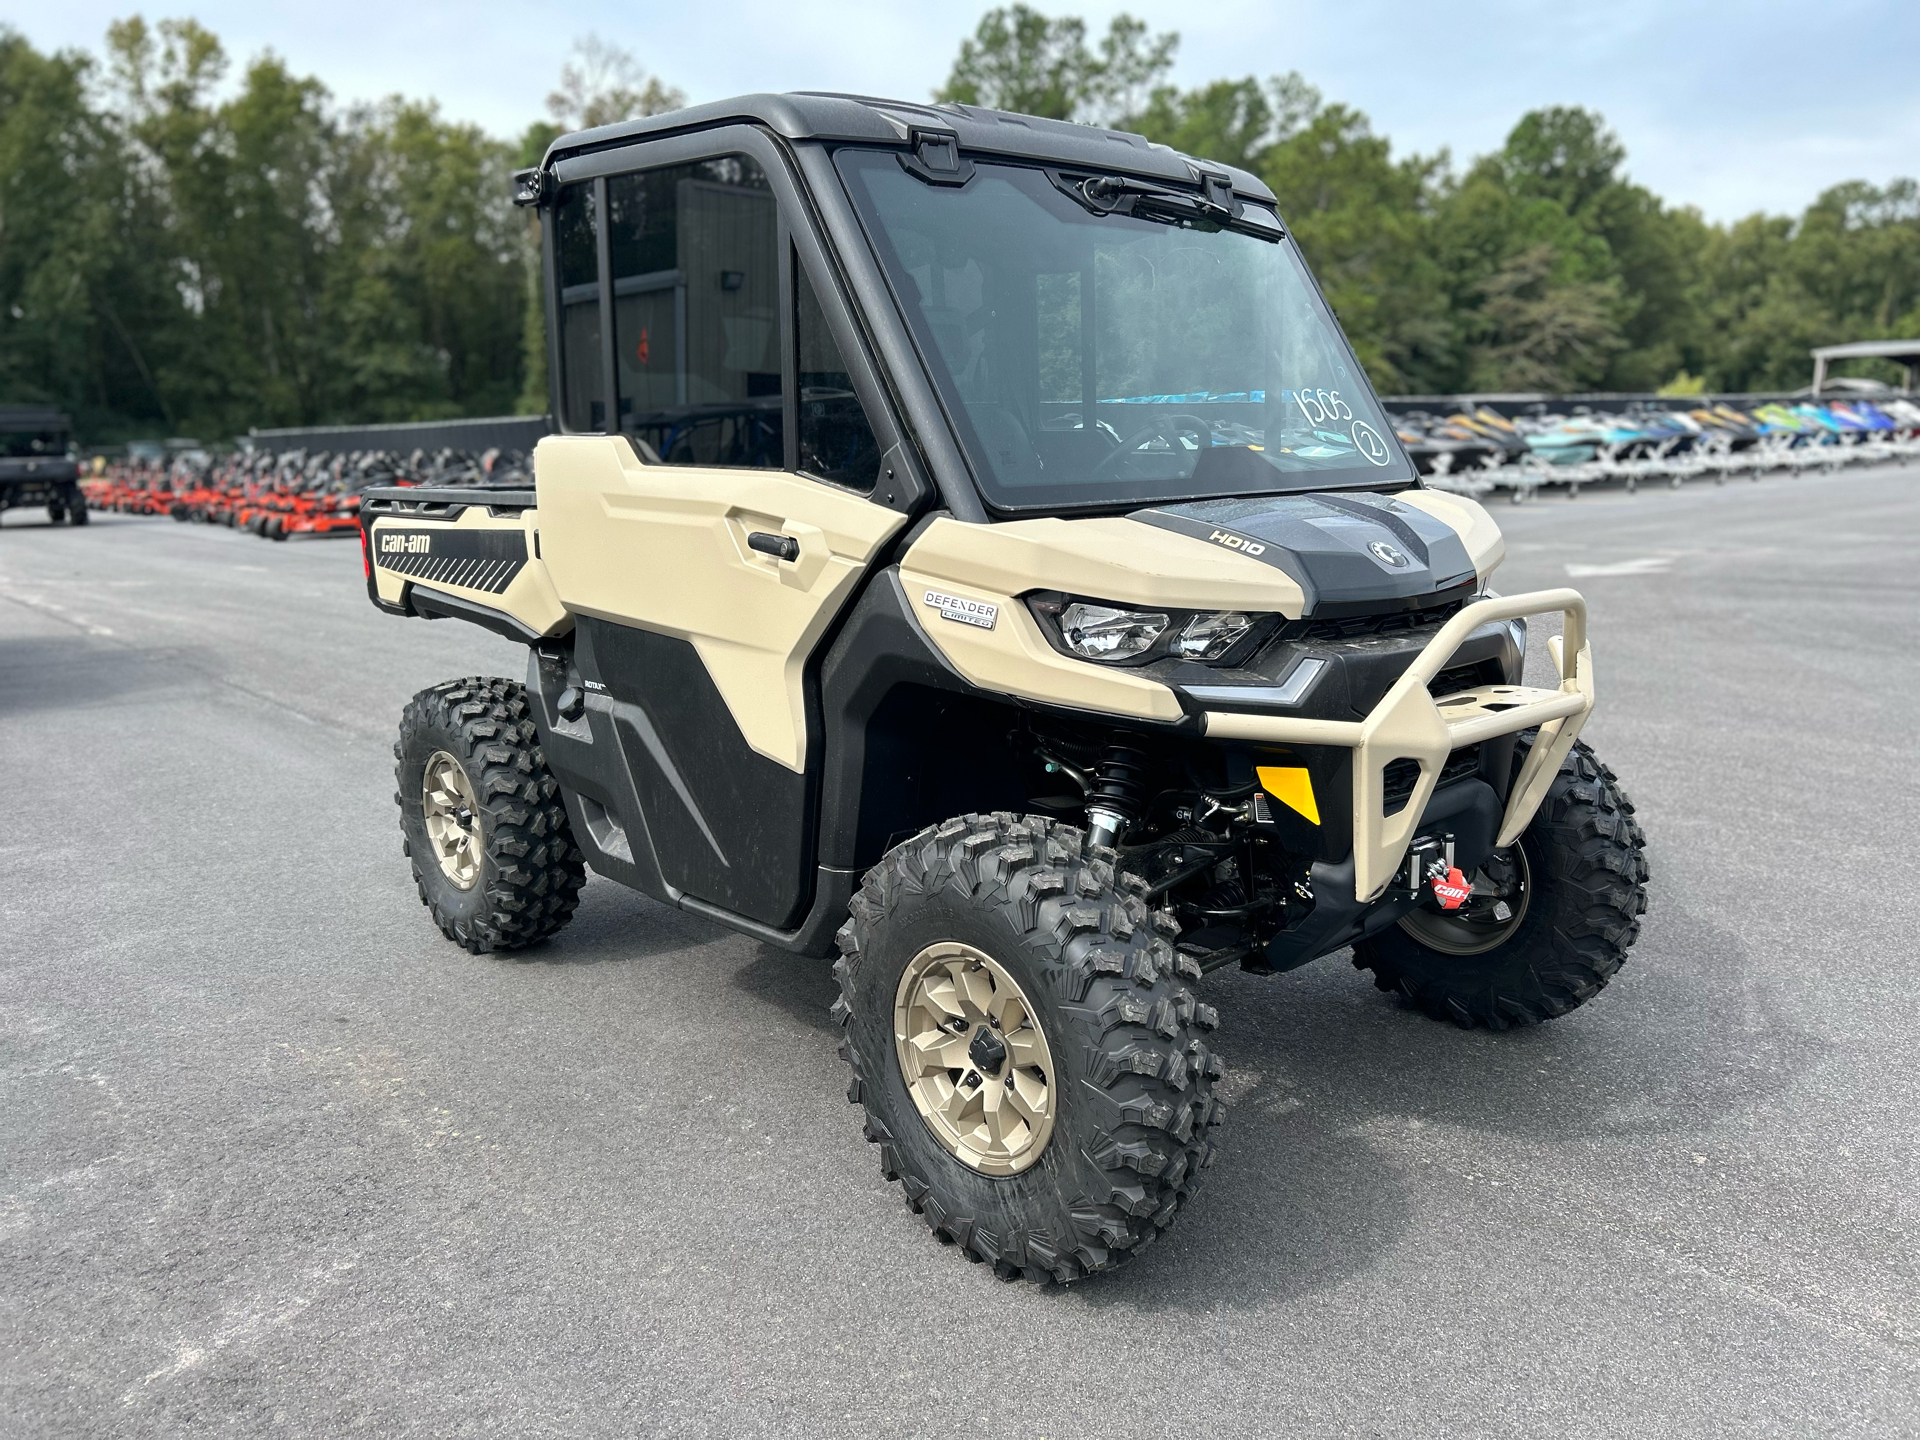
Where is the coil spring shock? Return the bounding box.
[1084,744,1151,849]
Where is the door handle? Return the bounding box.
[747,531,799,562]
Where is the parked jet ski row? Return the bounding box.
[1390,396,1920,501]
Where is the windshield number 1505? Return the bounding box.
[1285,388,1354,425]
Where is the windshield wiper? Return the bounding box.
[1058,172,1285,243]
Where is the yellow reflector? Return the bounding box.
[1256,766,1320,825]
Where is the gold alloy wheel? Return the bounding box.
[893,942,1057,1176]
[1398,844,1532,956]
[421,750,484,891]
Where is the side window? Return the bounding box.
[555,183,603,431]
[608,155,782,467]
[795,264,882,488]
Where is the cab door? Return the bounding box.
[534,133,908,928]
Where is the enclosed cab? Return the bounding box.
[362,95,1648,1282]
[0,407,84,525]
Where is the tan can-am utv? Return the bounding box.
[362,94,1649,1282]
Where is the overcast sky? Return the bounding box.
[15,0,1918,221]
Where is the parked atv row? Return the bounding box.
[83,447,533,538]
[1393,396,1920,502]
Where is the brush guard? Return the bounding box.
[1201,589,1594,902]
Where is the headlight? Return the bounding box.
[1173,611,1253,660]
[1060,602,1167,659]
[1032,595,1270,666]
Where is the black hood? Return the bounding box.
[1132,491,1477,615]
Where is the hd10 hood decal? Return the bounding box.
[1131,492,1477,614]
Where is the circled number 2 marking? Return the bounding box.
[1351,420,1391,466]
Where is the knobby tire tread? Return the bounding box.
[833,812,1225,1284]
[1352,736,1649,1029]
[395,675,586,953]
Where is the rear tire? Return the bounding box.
[1352,738,1648,1029]
[834,813,1226,1283]
[394,676,586,953]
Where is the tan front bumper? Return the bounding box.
[1203,589,1594,901]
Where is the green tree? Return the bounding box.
[1124,71,1452,392]
[103,17,343,432]
[936,5,1174,123]
[1464,243,1626,392]
[545,35,685,131]
[1125,73,1319,173]
[1694,180,1920,391]
[1431,152,1627,392]
[1,20,707,438]
[1264,101,1453,392]
[1494,107,1705,390]
[331,99,526,421]
[0,31,146,432]
[1498,106,1626,215]
[14,8,1920,446]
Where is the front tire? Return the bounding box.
[1352,737,1648,1028]
[833,813,1226,1283]
[394,676,586,953]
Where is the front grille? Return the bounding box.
[1428,663,1490,697]
[1280,599,1463,645]
[1383,745,1482,816]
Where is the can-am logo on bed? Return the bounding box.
[374,527,527,596]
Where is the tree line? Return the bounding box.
[2,10,1916,441]
[940,8,1920,398]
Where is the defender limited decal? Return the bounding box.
[923,590,999,629]
[374,527,527,596]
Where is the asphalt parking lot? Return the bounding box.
[3,466,1918,1438]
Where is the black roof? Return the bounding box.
[0,405,68,432]
[539,92,1275,204]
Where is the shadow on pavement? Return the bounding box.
[732,944,840,1034]
[496,878,735,967]
[1083,893,1821,1311]
[0,634,203,717]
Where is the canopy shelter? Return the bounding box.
[1810,340,1920,393]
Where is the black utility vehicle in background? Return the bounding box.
[0,407,86,525]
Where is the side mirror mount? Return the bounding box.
[513,167,554,209]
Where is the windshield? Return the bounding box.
[835,150,1413,510]
[0,428,67,459]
